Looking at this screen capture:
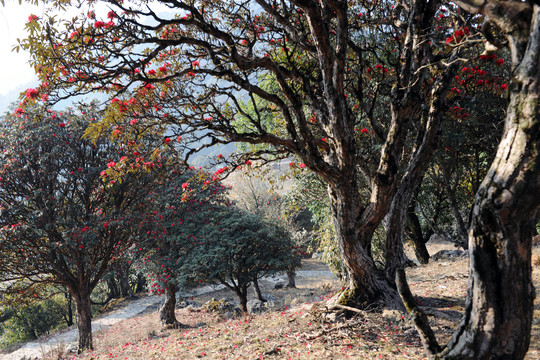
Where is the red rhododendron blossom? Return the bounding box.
[500,83,508,90]
[25,88,39,99]
[375,64,383,70]
[360,128,369,134]
[58,123,66,128]
[181,182,189,190]
[28,14,38,22]
[148,69,157,75]
[192,60,200,67]
[164,137,171,143]
[177,136,182,141]
[299,163,306,168]
[107,161,116,168]
[130,119,138,125]
[496,58,505,65]
[94,21,106,28]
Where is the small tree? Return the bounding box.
[137,167,231,326]
[0,104,154,352]
[183,207,301,312]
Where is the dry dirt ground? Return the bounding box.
[39,239,540,359]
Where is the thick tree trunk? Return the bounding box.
[72,286,93,353]
[159,282,179,327]
[440,11,540,357]
[252,278,266,301]
[327,183,402,309]
[400,4,540,358]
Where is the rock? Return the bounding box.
[274,283,285,289]
[247,299,266,314]
[432,249,468,261]
[201,298,237,314]
[177,299,197,308]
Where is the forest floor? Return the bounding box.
[7,239,540,360]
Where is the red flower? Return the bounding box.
[107,161,116,168]
[360,128,369,134]
[25,88,39,99]
[500,83,508,90]
[192,60,200,67]
[496,58,505,65]
[58,123,66,128]
[28,14,38,22]
[148,69,156,75]
[375,64,383,70]
[164,137,171,143]
[181,182,189,190]
[94,21,106,28]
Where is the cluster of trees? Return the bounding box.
[0,105,300,350]
[0,0,537,358]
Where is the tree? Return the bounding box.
[19,0,465,309]
[0,104,154,352]
[137,167,230,326]
[182,206,301,312]
[396,0,540,358]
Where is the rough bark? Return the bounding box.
[439,7,540,356]
[398,2,540,359]
[159,282,179,327]
[64,291,74,327]
[72,286,93,353]
[405,204,431,264]
[328,181,402,309]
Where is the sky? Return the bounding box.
[0,2,43,97]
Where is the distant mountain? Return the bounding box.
[0,80,39,115]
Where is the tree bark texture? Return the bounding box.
[159,282,179,327]
[73,286,93,352]
[401,2,540,358]
[405,204,431,264]
[439,7,540,357]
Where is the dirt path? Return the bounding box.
[3,268,337,360]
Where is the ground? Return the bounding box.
[15,239,540,359]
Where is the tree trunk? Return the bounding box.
[327,182,402,309]
[286,270,296,289]
[72,286,93,352]
[135,273,147,293]
[400,4,540,358]
[384,55,458,281]
[107,277,120,299]
[236,284,249,313]
[64,291,74,327]
[117,270,134,298]
[405,204,431,264]
[252,278,266,301]
[159,282,179,327]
